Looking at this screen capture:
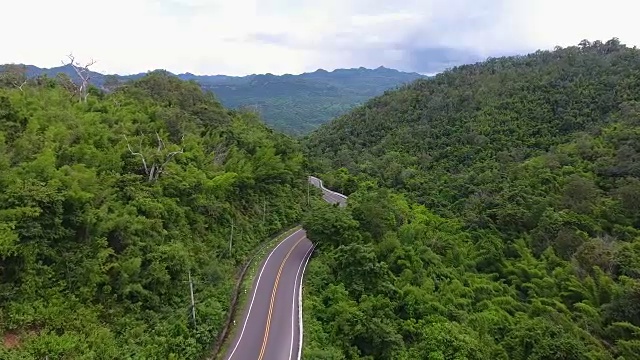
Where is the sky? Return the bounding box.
[2,0,638,76]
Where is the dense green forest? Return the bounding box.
[302,39,640,359]
[4,37,640,359]
[4,64,425,135]
[203,67,425,134]
[0,69,306,358]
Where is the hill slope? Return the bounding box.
[0,71,305,359]
[0,64,425,134]
[204,67,425,134]
[302,38,640,359]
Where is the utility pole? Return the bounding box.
[229,217,234,254]
[188,270,197,329]
[262,197,266,223]
[307,176,311,206]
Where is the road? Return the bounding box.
[308,176,348,207]
[224,177,347,360]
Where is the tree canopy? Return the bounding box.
[302,38,640,359]
[0,70,306,359]
[2,64,426,135]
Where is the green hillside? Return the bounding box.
[1,64,425,135]
[302,38,640,359]
[0,71,305,359]
[203,67,426,134]
[4,37,640,359]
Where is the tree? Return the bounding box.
[0,70,308,359]
[55,73,78,97]
[103,75,121,93]
[303,202,361,249]
[578,39,592,49]
[62,53,96,102]
[333,243,391,298]
[124,132,185,182]
[303,39,640,359]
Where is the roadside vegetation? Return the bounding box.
[3,37,640,359]
[0,70,306,359]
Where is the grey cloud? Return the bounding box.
[327,43,485,74]
[244,0,513,73]
[394,47,485,73]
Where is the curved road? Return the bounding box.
[309,176,348,207]
[224,176,347,360]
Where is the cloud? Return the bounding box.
[1,0,638,75]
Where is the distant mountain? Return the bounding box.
[1,64,426,134]
[199,66,427,134]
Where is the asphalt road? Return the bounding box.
[224,177,347,360]
[309,176,348,207]
[225,229,314,360]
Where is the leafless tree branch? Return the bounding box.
[124,135,149,175]
[124,133,185,182]
[155,131,165,151]
[62,53,97,103]
[12,79,27,92]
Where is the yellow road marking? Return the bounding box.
[257,237,304,360]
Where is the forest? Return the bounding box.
[8,64,425,135]
[302,39,640,359]
[3,37,640,360]
[203,67,425,135]
[0,69,307,359]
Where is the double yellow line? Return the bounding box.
[257,237,304,360]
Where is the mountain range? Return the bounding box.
[1,64,426,134]
[3,37,640,359]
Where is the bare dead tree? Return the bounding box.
[8,70,27,92]
[62,53,96,103]
[124,132,185,182]
[14,79,28,92]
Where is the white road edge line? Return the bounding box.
[288,244,314,360]
[227,229,302,360]
[309,176,348,199]
[324,188,348,199]
[296,243,316,360]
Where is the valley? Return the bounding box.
[1,37,640,359]
[0,64,425,135]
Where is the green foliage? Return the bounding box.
[2,64,425,135]
[209,79,364,136]
[302,200,361,249]
[303,39,640,359]
[169,67,425,135]
[0,72,305,358]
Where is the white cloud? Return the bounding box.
[1,0,638,75]
[511,0,640,50]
